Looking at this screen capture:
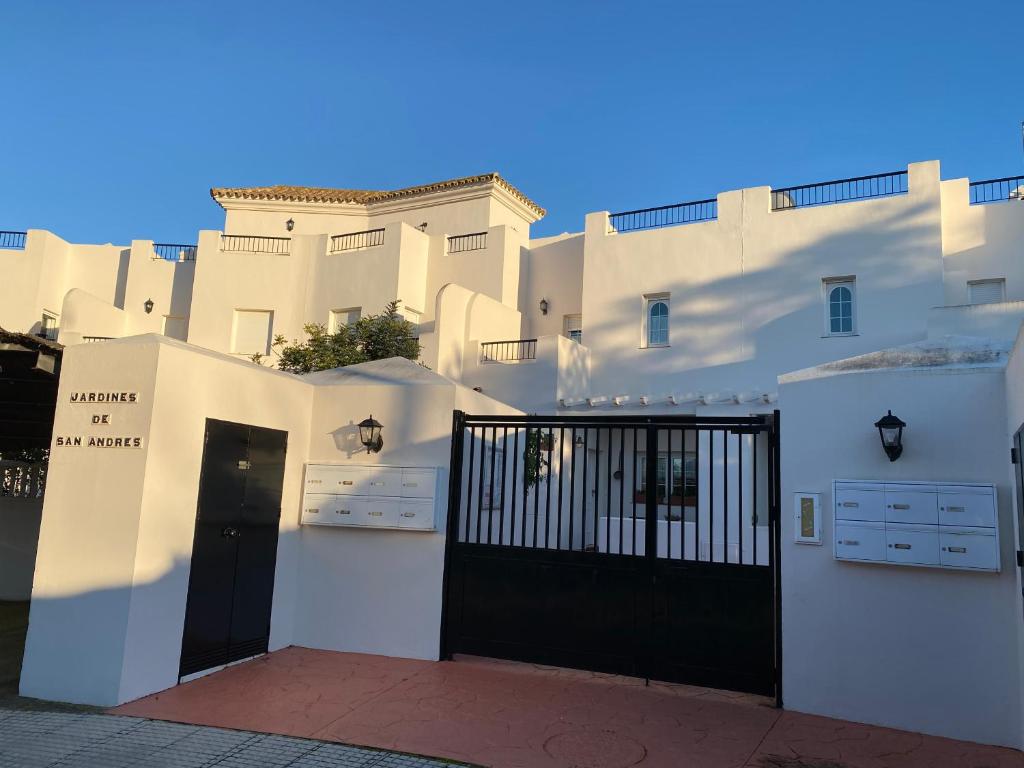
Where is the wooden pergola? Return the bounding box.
[0,328,62,455]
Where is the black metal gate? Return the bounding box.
[179,418,288,678]
[441,412,781,700]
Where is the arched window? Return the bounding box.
[828,284,853,334]
[648,300,669,346]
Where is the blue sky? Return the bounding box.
[2,1,1022,244]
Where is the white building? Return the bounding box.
[5,161,1024,750]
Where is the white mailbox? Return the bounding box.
[301,464,439,531]
[833,480,999,572]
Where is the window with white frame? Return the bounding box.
[968,279,1005,305]
[231,309,273,355]
[328,307,361,333]
[563,314,583,344]
[643,294,670,347]
[823,278,855,336]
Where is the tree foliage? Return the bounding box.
[256,301,421,374]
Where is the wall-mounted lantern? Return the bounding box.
[286,218,295,232]
[539,298,549,315]
[874,410,906,462]
[358,415,383,454]
[144,298,154,314]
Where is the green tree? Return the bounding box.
[257,301,421,374]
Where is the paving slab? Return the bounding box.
[0,697,459,768]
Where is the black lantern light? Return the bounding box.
[539,298,549,315]
[286,218,295,232]
[874,410,906,462]
[358,415,383,454]
[144,298,154,314]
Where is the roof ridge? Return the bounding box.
[210,172,545,217]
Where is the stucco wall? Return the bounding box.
[582,162,946,401]
[20,336,314,706]
[522,233,584,340]
[779,363,1023,748]
[293,371,519,660]
[941,178,1024,307]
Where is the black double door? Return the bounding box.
[179,419,288,678]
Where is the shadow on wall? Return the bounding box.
[19,528,304,707]
[584,200,943,395]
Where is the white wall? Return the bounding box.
[20,338,518,707]
[522,233,584,340]
[20,336,314,706]
[582,162,946,401]
[941,178,1024,307]
[779,362,1023,748]
[293,365,518,660]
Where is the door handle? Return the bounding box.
[221,526,240,539]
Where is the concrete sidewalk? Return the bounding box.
[113,647,1024,768]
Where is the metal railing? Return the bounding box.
[220,235,291,254]
[330,228,385,252]
[480,339,537,363]
[1,461,46,499]
[969,175,1024,205]
[448,232,488,253]
[153,243,197,261]
[0,230,27,249]
[82,336,113,343]
[609,198,717,233]
[771,171,908,211]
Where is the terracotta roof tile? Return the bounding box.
[210,172,545,217]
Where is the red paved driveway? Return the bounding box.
[113,647,1023,768]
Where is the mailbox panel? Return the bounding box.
[939,527,999,570]
[398,498,436,530]
[834,486,884,523]
[884,489,938,525]
[331,466,370,495]
[301,493,336,526]
[938,490,995,528]
[364,467,403,497]
[885,524,940,566]
[353,497,400,527]
[400,469,435,498]
[835,521,886,562]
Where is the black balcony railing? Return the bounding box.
[969,176,1024,205]
[0,231,27,249]
[609,198,717,233]
[153,243,197,261]
[82,336,114,343]
[448,232,488,253]
[220,235,291,254]
[480,339,537,363]
[771,171,908,211]
[330,228,385,252]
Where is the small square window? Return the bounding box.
[563,314,583,344]
[968,279,1005,305]
[823,278,855,336]
[39,312,58,341]
[328,307,361,333]
[643,294,670,348]
[231,309,273,355]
